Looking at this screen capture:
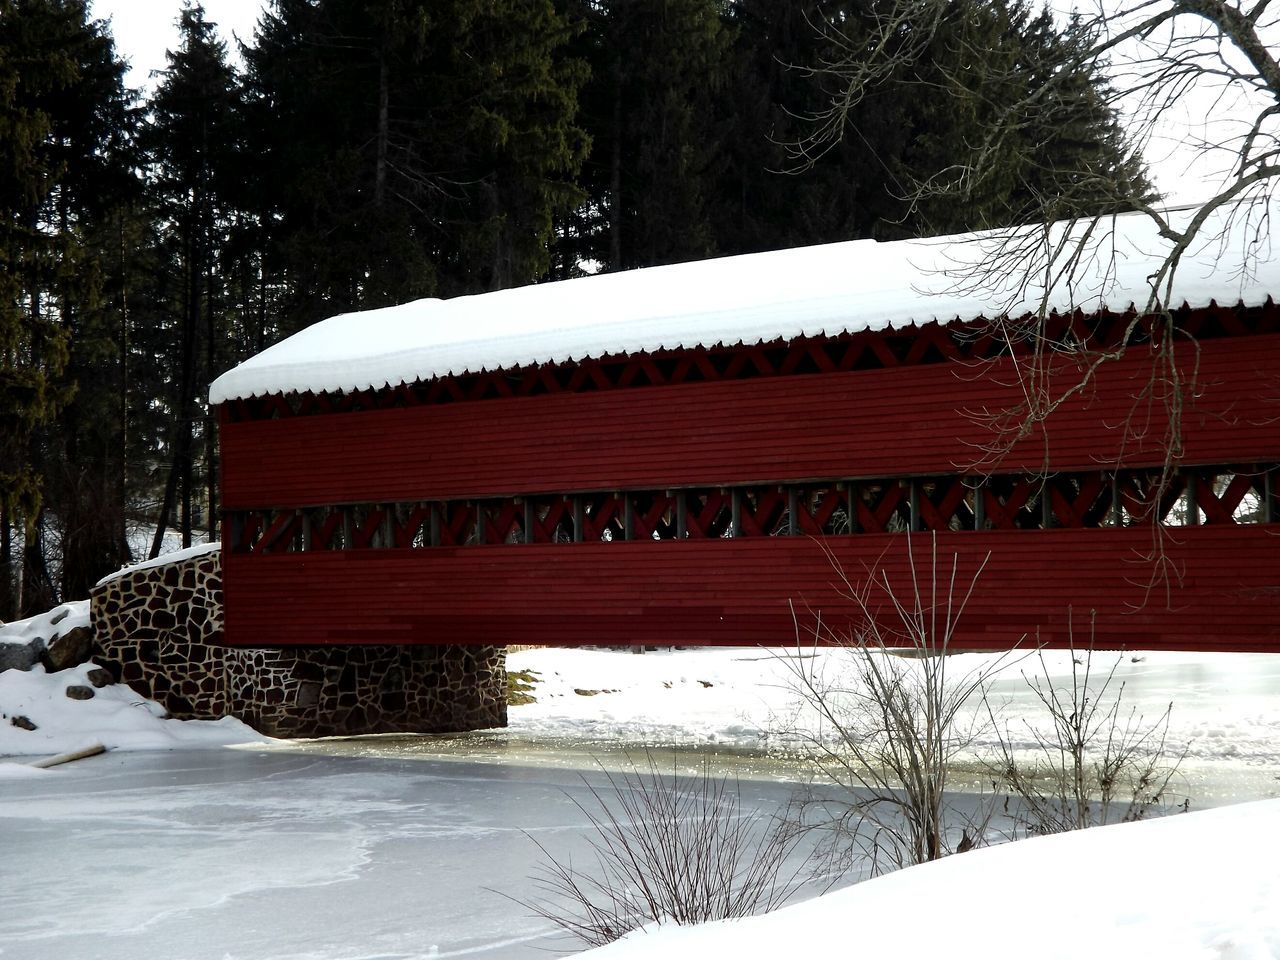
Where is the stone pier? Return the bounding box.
[89,547,507,737]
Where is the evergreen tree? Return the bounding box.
[713,0,884,253]
[142,1,241,553]
[0,0,134,615]
[777,0,1154,239]
[43,4,137,600]
[242,0,587,334]
[0,0,65,617]
[558,0,732,272]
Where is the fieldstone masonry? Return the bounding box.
[90,548,507,737]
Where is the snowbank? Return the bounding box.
[0,600,91,673]
[0,661,263,759]
[581,798,1280,959]
[209,204,1280,403]
[0,600,89,649]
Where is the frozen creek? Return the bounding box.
[3,730,1276,960]
[4,644,1278,959]
[0,745,828,960]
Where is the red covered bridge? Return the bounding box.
[211,210,1280,653]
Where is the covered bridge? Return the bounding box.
[211,208,1280,653]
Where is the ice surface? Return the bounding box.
[0,749,817,960]
[2,741,1274,960]
[209,204,1280,403]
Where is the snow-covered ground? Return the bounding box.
[2,643,1278,959]
[9,641,1275,784]
[0,661,262,759]
[506,646,1280,806]
[124,522,202,567]
[0,600,90,661]
[581,797,1280,960]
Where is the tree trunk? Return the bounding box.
[20,508,56,618]
[149,451,181,560]
[0,506,13,622]
[609,55,623,270]
[118,211,131,560]
[179,211,199,549]
[205,247,217,541]
[257,258,267,353]
[376,44,389,209]
[155,204,200,558]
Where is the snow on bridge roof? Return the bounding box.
[209,205,1280,404]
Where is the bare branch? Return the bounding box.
[775,534,1025,875]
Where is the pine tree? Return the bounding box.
[782,0,1154,239]
[241,0,587,334]
[44,4,137,600]
[142,1,241,553]
[558,0,732,272]
[0,0,134,615]
[712,0,1153,253]
[0,0,64,617]
[713,0,882,253]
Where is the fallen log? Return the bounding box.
[28,743,107,769]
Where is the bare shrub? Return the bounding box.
[519,754,805,948]
[778,534,1022,876]
[987,616,1188,836]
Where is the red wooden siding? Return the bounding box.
[221,527,1280,651]
[221,332,1280,510]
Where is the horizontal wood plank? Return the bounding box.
[221,334,1280,508]
[221,526,1280,652]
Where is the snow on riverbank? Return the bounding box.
[581,797,1280,960]
[0,600,89,649]
[507,647,787,748]
[0,662,264,759]
[3,641,1275,787]
[507,646,1280,780]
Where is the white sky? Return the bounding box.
[90,0,263,88]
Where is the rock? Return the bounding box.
[295,681,321,708]
[0,638,42,673]
[86,667,114,688]
[64,685,95,700]
[10,715,37,731]
[42,625,94,671]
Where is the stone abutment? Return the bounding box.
[89,548,507,737]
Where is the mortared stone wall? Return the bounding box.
[89,549,506,737]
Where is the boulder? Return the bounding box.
[10,715,37,731]
[85,667,114,688]
[64,685,95,700]
[41,625,94,672]
[0,638,42,673]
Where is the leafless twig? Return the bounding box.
[776,533,1025,876]
[514,753,806,949]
